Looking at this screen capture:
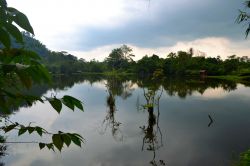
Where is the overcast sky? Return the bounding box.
[8,0,250,61]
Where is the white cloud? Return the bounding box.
[163,37,250,59]
[70,44,120,61]
[69,37,250,61]
[7,0,250,58]
[194,87,228,99]
[8,0,148,50]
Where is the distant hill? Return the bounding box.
[19,32,50,57]
[0,32,87,74]
[0,32,50,58]
[0,32,79,60]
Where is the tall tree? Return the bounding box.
[105,45,134,70]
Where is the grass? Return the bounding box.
[207,75,250,82]
[103,71,135,76]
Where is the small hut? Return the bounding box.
[200,70,207,77]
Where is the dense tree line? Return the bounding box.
[102,46,250,77]
[6,34,250,77]
[50,45,250,77]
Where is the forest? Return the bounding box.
[5,33,250,78]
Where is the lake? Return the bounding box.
[2,75,250,166]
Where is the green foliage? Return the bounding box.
[152,69,164,80]
[0,0,84,151]
[105,45,134,71]
[9,7,34,34]
[136,54,164,77]
[48,97,62,113]
[48,95,84,113]
[0,0,34,48]
[2,122,84,152]
[47,132,84,151]
[0,28,10,48]
[62,95,84,111]
[238,149,250,166]
[12,35,249,78]
[232,148,250,166]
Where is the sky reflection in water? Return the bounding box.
[2,77,250,166]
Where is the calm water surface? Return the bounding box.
[2,76,250,166]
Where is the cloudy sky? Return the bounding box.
[8,0,250,61]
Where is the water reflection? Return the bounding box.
[100,84,123,142]
[5,75,248,113]
[99,76,136,141]
[105,76,135,99]
[135,77,240,99]
[3,75,250,166]
[162,78,237,98]
[139,83,165,166]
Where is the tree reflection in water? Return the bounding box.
[101,90,123,142]
[99,77,135,142]
[140,87,165,166]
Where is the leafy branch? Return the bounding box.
[0,0,84,151]
[1,121,84,152]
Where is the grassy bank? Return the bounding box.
[207,75,250,82]
[98,70,134,77]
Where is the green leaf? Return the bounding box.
[52,134,63,151]
[0,0,7,9]
[3,123,18,133]
[39,143,45,150]
[11,8,34,34]
[69,134,82,147]
[0,6,7,26]
[2,90,16,98]
[62,95,83,111]
[4,23,23,43]
[27,127,35,134]
[35,127,43,136]
[49,98,62,113]
[2,64,17,74]
[73,99,84,111]
[36,65,51,83]
[62,96,74,110]
[16,70,32,89]
[0,27,10,48]
[20,50,41,60]
[73,133,84,140]
[18,127,27,136]
[0,95,9,114]
[23,95,44,103]
[46,143,55,151]
[62,134,71,147]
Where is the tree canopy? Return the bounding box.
[104,45,135,71]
